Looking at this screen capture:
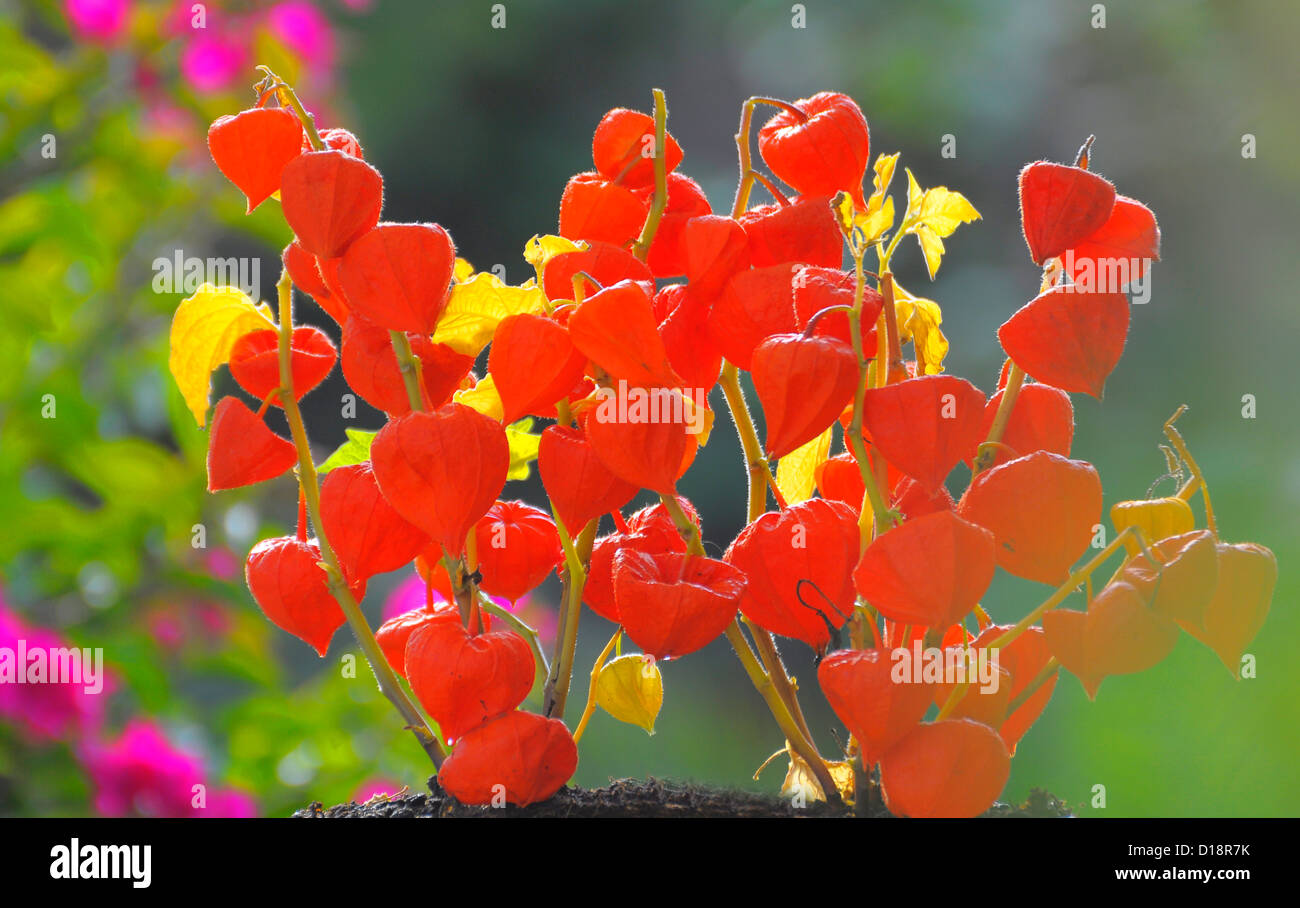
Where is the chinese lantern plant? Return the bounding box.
[171,69,1276,817]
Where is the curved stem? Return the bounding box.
[389,330,426,413]
[572,629,622,744]
[275,270,444,767]
[724,622,840,805]
[544,513,597,719]
[632,88,669,261]
[479,594,550,691]
[974,363,1025,473]
[717,363,779,522]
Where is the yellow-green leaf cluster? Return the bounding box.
[168,284,275,426]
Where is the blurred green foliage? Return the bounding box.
[2,0,1296,817]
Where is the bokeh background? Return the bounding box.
[1,0,1295,817]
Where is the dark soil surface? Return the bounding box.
[294,777,1073,818]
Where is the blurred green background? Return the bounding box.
[1,0,1295,817]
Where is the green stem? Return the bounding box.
[632,88,669,261]
[389,330,426,413]
[544,513,597,719]
[275,270,444,767]
[724,622,840,805]
[478,593,550,690]
[1006,657,1060,715]
[989,527,1138,652]
[974,363,1025,473]
[717,364,779,522]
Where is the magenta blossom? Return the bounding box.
[267,1,336,69]
[180,33,247,94]
[81,719,257,817]
[64,0,130,44]
[0,605,109,742]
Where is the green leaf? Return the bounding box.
[318,428,378,475]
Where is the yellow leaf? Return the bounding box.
[454,373,503,421]
[453,257,475,283]
[917,185,981,238]
[916,224,945,279]
[775,426,833,505]
[778,743,856,805]
[523,234,586,285]
[168,284,275,426]
[905,167,925,220]
[854,195,895,245]
[866,152,899,213]
[832,191,856,236]
[432,273,547,357]
[596,653,663,734]
[894,294,948,375]
[505,417,542,481]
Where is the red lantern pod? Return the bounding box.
[817,648,932,765]
[814,452,866,509]
[968,624,1056,754]
[206,396,298,492]
[558,171,648,246]
[584,387,693,495]
[337,222,456,335]
[997,286,1130,398]
[752,333,857,460]
[245,536,362,656]
[612,549,746,659]
[637,173,712,278]
[970,382,1074,469]
[958,450,1102,586]
[473,500,563,602]
[538,425,637,536]
[541,241,653,303]
[929,661,1013,728]
[207,107,304,213]
[319,462,430,581]
[279,149,384,259]
[1018,161,1116,265]
[859,374,987,494]
[878,719,1011,818]
[585,528,685,623]
[1178,542,1276,676]
[283,241,349,325]
[738,195,843,269]
[1119,529,1218,627]
[229,326,337,403]
[370,404,509,555]
[723,498,859,647]
[792,265,881,351]
[341,315,473,416]
[568,280,684,389]
[756,92,871,208]
[705,265,802,371]
[1042,580,1180,699]
[627,496,701,539]
[374,603,458,679]
[437,711,578,807]
[854,510,996,630]
[1064,195,1161,290]
[656,285,723,394]
[312,127,364,158]
[891,476,956,520]
[489,314,588,425]
[592,108,684,188]
[404,617,534,741]
[681,215,751,301]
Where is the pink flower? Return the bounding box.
[202,546,240,582]
[179,33,247,94]
[0,605,109,742]
[203,788,259,817]
[267,1,336,69]
[81,720,206,817]
[64,0,130,44]
[382,571,446,621]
